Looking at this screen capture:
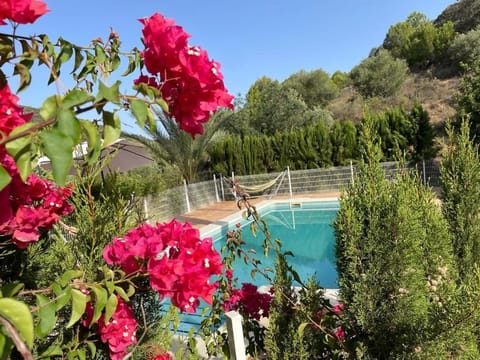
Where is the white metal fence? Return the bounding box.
[143,160,441,223]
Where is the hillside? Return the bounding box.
[434,0,480,33]
[326,74,459,131]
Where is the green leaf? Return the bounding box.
[40,128,74,185]
[51,284,71,311]
[13,62,31,92]
[94,44,106,65]
[0,298,34,348]
[147,107,157,133]
[114,286,129,302]
[0,282,24,298]
[102,111,121,148]
[72,47,84,74]
[130,99,148,128]
[0,164,12,192]
[104,294,118,323]
[90,286,107,324]
[0,333,14,360]
[57,42,73,64]
[5,123,34,182]
[39,95,59,121]
[35,295,57,339]
[86,342,96,358]
[55,109,81,144]
[121,56,136,76]
[111,54,121,71]
[39,345,63,358]
[298,322,309,337]
[156,97,169,113]
[59,270,83,287]
[66,289,88,328]
[80,120,101,165]
[62,89,93,109]
[95,80,121,104]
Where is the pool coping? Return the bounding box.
[200,196,339,239]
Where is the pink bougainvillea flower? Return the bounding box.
[151,352,173,360]
[135,12,234,137]
[0,83,33,137]
[97,297,138,360]
[334,326,345,341]
[0,84,73,249]
[0,0,49,25]
[103,219,223,313]
[332,302,344,315]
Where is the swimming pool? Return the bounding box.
[207,199,340,289]
[170,199,339,333]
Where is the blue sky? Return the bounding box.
[9,0,455,123]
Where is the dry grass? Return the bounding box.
[326,74,460,130]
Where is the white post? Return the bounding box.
[213,174,220,202]
[183,179,191,213]
[220,174,225,201]
[422,160,426,185]
[232,171,235,180]
[350,160,355,185]
[225,311,246,360]
[287,166,293,199]
[143,197,150,224]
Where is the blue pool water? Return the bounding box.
[213,200,339,289]
[168,200,339,333]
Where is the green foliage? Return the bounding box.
[242,76,331,136]
[383,12,455,68]
[350,49,409,98]
[334,125,479,358]
[126,110,226,183]
[282,69,339,107]
[410,102,436,160]
[331,70,351,89]
[448,26,480,71]
[455,60,480,141]
[440,120,480,279]
[434,0,480,34]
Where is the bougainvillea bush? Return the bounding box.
[0,1,234,358]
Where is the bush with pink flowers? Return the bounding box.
[0,1,232,359]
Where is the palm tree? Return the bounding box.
[125,109,228,183]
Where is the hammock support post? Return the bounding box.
[220,174,225,201]
[183,179,191,213]
[287,166,293,199]
[213,174,220,202]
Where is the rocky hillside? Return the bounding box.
[434,0,480,33]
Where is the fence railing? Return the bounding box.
[143,160,441,223]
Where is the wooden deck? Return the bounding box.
[175,192,340,229]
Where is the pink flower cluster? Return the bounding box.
[0,84,73,248]
[83,297,138,360]
[135,13,234,136]
[0,0,49,25]
[103,219,223,312]
[224,276,272,321]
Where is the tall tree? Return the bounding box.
[335,121,478,358]
[440,120,480,279]
[244,77,327,136]
[350,49,408,98]
[282,69,339,108]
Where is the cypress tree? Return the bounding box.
[410,102,436,160]
[440,120,480,279]
[334,120,478,358]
